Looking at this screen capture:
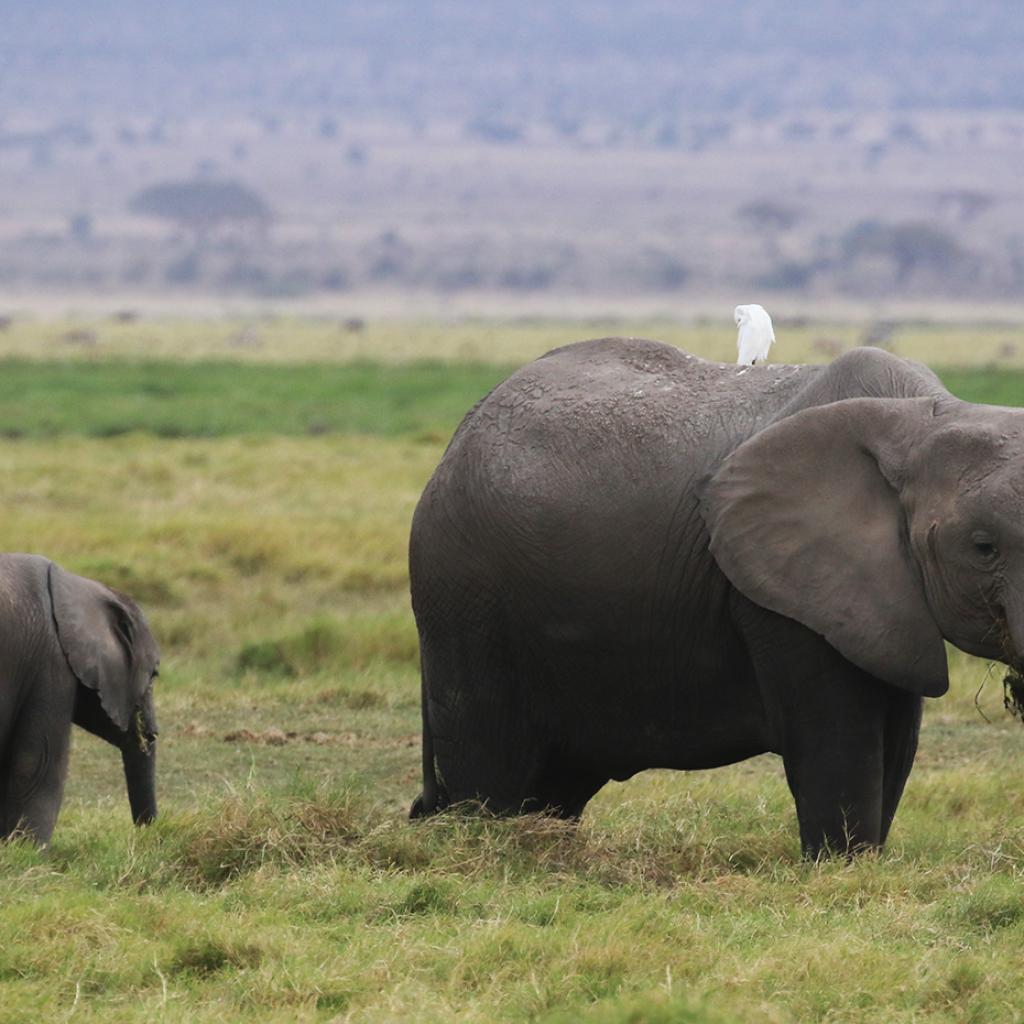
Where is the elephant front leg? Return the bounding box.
[783,722,885,859]
[732,594,893,858]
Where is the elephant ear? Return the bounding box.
[48,563,159,733]
[699,396,948,697]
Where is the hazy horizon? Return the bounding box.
[3,2,1024,312]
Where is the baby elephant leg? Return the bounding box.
[2,699,74,847]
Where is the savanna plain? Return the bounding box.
[4,315,1024,1023]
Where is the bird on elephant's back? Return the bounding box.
[408,337,1024,859]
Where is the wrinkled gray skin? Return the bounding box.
[410,338,1024,858]
[0,554,159,845]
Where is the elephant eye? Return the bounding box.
[972,533,998,559]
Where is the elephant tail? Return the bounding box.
[409,661,448,819]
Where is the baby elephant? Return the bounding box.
[0,554,160,845]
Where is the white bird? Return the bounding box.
[735,303,776,365]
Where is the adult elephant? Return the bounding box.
[409,338,1024,857]
[0,554,160,845]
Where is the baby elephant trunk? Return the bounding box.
[121,691,158,825]
[122,741,157,825]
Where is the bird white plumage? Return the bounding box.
[734,303,775,365]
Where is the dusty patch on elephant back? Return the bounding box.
[1003,666,1024,722]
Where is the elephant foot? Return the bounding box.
[408,784,450,819]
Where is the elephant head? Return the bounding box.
[700,395,1024,697]
[48,563,160,824]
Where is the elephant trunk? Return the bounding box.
[1000,593,1024,669]
[122,742,157,825]
[122,689,158,825]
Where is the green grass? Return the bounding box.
[933,367,1024,407]
[0,358,1020,441]
[2,322,1024,1020]
[0,359,511,439]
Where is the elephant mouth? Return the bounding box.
[987,607,1024,723]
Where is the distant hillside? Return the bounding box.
[3,2,1024,306]
[4,1,1024,120]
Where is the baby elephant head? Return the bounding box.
[48,563,160,824]
[702,395,1024,699]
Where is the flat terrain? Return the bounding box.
[1,318,1024,1022]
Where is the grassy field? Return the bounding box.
[1,319,1024,1022]
[1,313,1024,367]
[0,360,1022,440]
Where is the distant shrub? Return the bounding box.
[840,219,972,286]
[638,249,689,291]
[653,122,680,148]
[465,115,523,144]
[737,199,802,233]
[164,251,201,284]
[435,264,484,290]
[264,267,317,297]
[68,211,93,243]
[755,261,814,290]
[936,189,994,224]
[321,267,350,291]
[129,179,271,233]
[782,119,817,141]
[500,264,556,290]
[363,230,413,281]
[220,260,270,290]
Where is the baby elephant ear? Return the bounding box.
[48,563,157,733]
[699,396,949,698]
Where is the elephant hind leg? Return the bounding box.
[3,722,72,846]
[525,754,608,819]
[419,634,607,817]
[438,728,605,818]
[2,671,76,846]
[438,739,550,816]
[442,757,604,819]
[417,635,542,814]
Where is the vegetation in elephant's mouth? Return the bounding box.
[133,707,153,753]
[1003,665,1024,722]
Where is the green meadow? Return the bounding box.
[0,360,1022,440]
[1,317,1024,1022]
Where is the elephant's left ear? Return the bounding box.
[48,563,158,732]
[699,396,949,698]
